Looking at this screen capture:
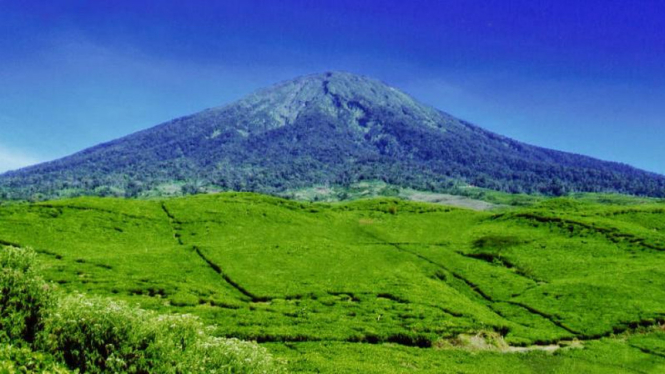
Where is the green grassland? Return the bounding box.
[2,192,665,372]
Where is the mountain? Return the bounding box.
[1,71,664,199]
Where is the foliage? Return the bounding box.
[0,344,71,374]
[40,294,281,374]
[0,247,52,344]
[0,245,282,373]
[266,338,665,373]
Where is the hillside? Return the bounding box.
[2,193,665,372]
[1,72,664,199]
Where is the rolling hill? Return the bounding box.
[1,71,664,199]
[2,193,665,372]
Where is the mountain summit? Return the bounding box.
[2,71,664,199]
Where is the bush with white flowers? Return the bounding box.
[1,246,283,373]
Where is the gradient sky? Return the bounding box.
[1,0,663,174]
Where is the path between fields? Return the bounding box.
[159,202,266,301]
[142,205,665,358]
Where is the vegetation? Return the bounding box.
[0,344,70,374]
[2,72,664,200]
[0,246,282,373]
[2,192,665,371]
[0,246,51,345]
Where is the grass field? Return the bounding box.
[2,192,665,372]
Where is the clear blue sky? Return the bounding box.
[1,0,663,174]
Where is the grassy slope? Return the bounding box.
[1,193,665,372]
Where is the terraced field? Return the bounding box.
[2,193,665,372]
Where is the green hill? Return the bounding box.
[2,193,665,372]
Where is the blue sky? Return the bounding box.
[1,0,663,174]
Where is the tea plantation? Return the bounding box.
[2,192,665,372]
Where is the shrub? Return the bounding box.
[0,344,71,373]
[1,245,282,373]
[39,294,282,373]
[472,235,523,250]
[0,246,52,345]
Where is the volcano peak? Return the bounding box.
[1,72,664,199]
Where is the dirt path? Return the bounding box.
[404,191,497,211]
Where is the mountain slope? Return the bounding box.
[1,71,664,199]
